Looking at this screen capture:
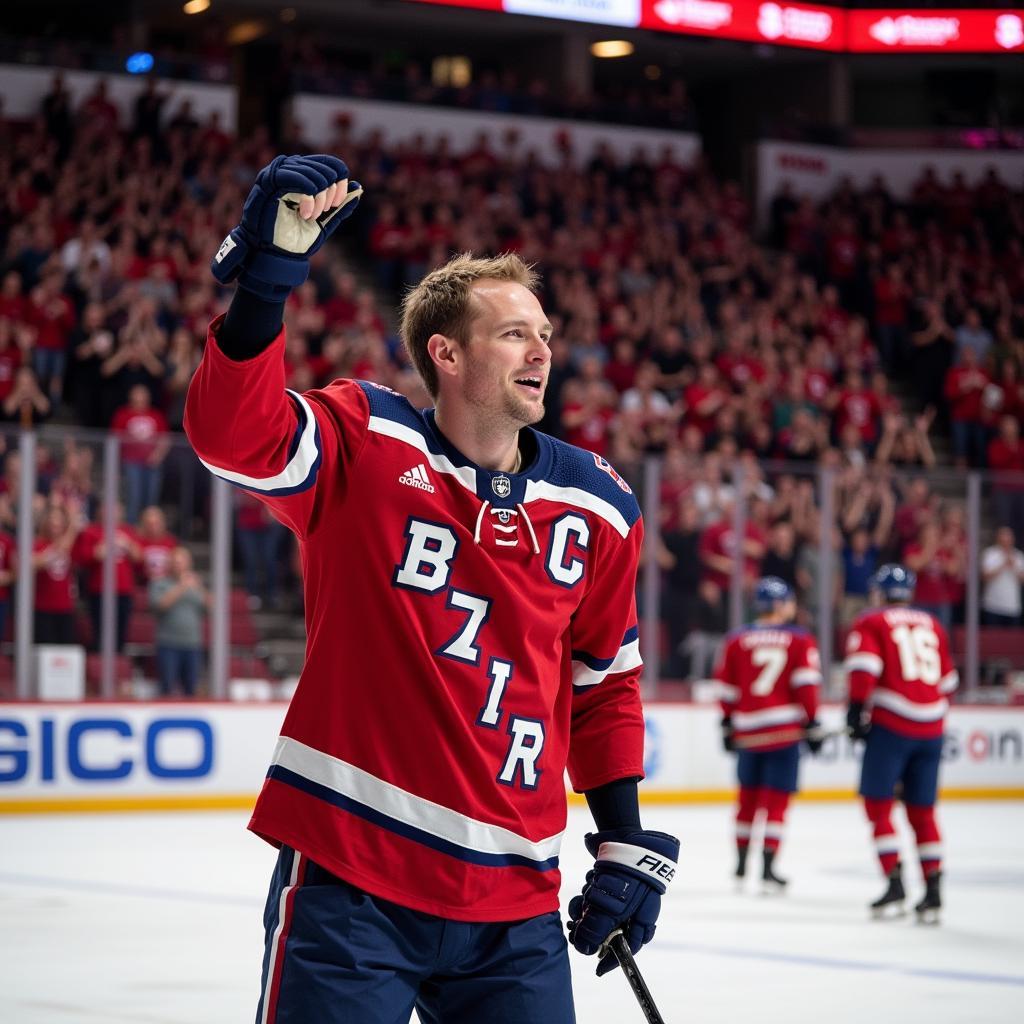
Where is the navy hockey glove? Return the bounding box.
[847,701,870,742]
[804,719,825,755]
[721,715,736,753]
[567,828,679,976]
[212,154,362,301]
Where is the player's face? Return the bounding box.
[460,281,552,428]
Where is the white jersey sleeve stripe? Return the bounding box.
[572,637,643,689]
[733,704,805,730]
[845,652,884,676]
[197,389,321,494]
[939,670,960,694]
[791,668,822,687]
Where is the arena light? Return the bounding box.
[183,0,211,14]
[590,39,635,57]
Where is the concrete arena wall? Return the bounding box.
[1,702,1021,813]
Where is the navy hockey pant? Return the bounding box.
[256,845,576,1024]
[859,723,943,806]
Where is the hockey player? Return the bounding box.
[184,155,679,1023]
[845,564,958,924]
[713,577,823,893]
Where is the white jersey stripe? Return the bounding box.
[199,389,320,492]
[845,652,884,676]
[873,689,949,722]
[939,670,960,694]
[733,704,804,731]
[526,480,629,538]
[572,638,643,689]
[272,736,563,862]
[791,668,822,687]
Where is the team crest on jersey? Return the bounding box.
[491,474,511,499]
[593,454,632,494]
[496,509,512,524]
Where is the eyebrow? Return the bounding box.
[497,319,554,334]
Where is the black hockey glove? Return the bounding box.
[212,154,362,301]
[804,719,826,755]
[567,828,679,976]
[721,715,736,753]
[846,701,870,742]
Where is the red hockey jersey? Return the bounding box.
[184,321,646,922]
[712,624,821,751]
[844,606,958,739]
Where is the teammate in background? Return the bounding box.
[845,564,958,924]
[185,155,679,1023]
[713,577,823,893]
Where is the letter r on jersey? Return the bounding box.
[393,518,459,593]
[498,715,545,790]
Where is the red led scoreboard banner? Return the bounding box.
[643,0,843,50]
[411,1,1024,52]
[849,9,1024,52]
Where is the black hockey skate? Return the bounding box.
[761,849,788,895]
[734,845,749,891]
[870,864,906,919]
[915,871,942,925]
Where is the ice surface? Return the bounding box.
[1,802,1021,1023]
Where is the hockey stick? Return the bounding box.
[598,928,667,1024]
[735,726,851,750]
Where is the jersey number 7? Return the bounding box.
[751,647,787,696]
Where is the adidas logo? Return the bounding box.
[398,463,435,493]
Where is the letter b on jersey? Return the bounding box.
[394,519,459,593]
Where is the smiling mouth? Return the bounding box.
[514,376,544,392]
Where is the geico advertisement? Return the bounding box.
[0,703,1021,807]
[642,705,1024,793]
[0,704,285,800]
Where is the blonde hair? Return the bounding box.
[400,252,539,397]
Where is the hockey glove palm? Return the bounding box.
[567,828,679,976]
[212,154,362,301]
[847,701,870,742]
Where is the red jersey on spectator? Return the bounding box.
[0,531,14,602]
[699,519,766,590]
[27,291,75,352]
[805,369,832,405]
[73,524,139,595]
[988,436,1024,492]
[835,387,881,444]
[0,343,22,403]
[33,540,75,612]
[110,406,168,464]
[715,354,764,391]
[943,366,989,423]
[903,542,953,606]
[713,625,821,751]
[138,535,178,581]
[845,606,957,739]
[561,404,614,458]
[683,382,729,436]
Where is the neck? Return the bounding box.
[434,401,522,473]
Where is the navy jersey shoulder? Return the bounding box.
[539,432,641,529]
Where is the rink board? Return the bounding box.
[0,702,1021,812]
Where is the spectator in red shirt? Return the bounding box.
[834,368,882,448]
[136,505,179,584]
[560,379,616,457]
[698,500,767,592]
[0,317,24,405]
[988,415,1024,540]
[27,268,76,405]
[32,503,79,645]
[684,362,729,437]
[0,524,15,645]
[873,262,910,369]
[943,345,990,468]
[73,502,141,652]
[904,521,956,630]
[111,385,171,524]
[236,489,288,611]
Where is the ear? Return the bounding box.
[427,333,460,383]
